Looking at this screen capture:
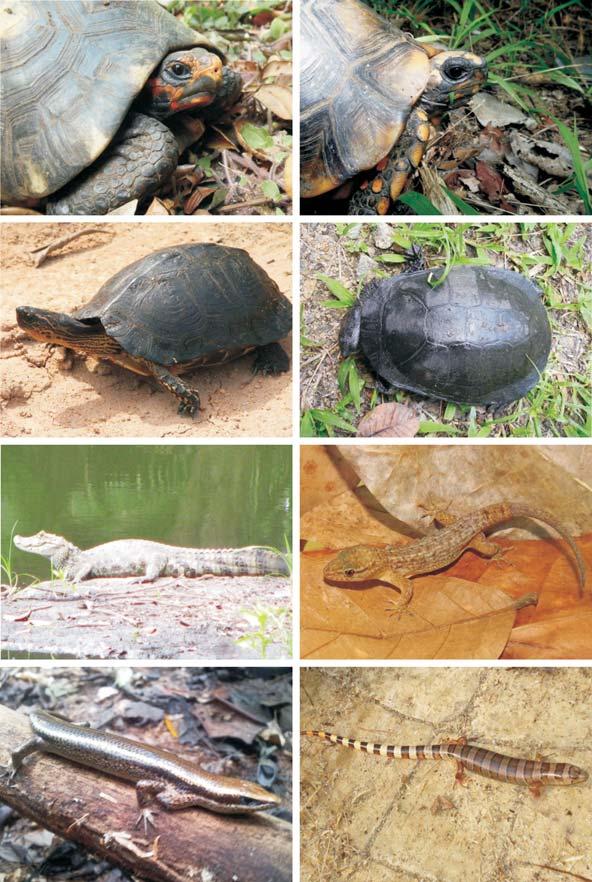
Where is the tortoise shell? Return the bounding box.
[75,244,292,366]
[301,0,437,197]
[341,265,552,405]
[0,0,215,201]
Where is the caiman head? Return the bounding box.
[13,531,80,569]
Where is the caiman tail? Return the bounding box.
[200,546,289,577]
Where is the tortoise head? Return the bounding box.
[16,306,110,353]
[143,48,224,118]
[421,50,487,113]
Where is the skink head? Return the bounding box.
[201,775,281,813]
[565,764,588,785]
[324,545,386,583]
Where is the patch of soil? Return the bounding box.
[0,222,292,437]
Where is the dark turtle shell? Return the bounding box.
[75,244,291,365]
[300,0,429,197]
[341,265,552,405]
[0,0,215,201]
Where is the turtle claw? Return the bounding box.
[177,395,200,418]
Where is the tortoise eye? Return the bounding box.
[345,568,356,577]
[445,63,468,81]
[171,62,189,77]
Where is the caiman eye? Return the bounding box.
[345,568,356,577]
[171,62,189,77]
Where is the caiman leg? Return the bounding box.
[47,113,178,215]
[140,360,201,417]
[348,108,431,215]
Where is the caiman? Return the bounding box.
[14,531,289,582]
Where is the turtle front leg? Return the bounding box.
[348,108,431,215]
[46,113,178,215]
[145,362,201,418]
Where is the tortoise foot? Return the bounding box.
[253,342,290,375]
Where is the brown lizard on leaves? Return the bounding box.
[323,502,587,613]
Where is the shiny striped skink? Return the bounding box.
[302,730,588,794]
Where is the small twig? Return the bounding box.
[30,228,113,267]
[217,196,289,213]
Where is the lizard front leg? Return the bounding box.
[383,571,414,615]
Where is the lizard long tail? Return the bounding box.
[506,504,586,597]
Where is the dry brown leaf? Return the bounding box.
[300,447,359,516]
[261,60,292,81]
[145,197,171,215]
[255,84,292,120]
[357,402,419,437]
[301,550,529,660]
[505,607,592,659]
[283,153,292,198]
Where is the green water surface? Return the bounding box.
[1,445,291,584]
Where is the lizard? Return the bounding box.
[14,530,289,582]
[302,730,588,797]
[322,502,586,613]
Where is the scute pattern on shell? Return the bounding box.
[0,0,203,200]
[75,244,292,366]
[300,0,430,195]
[356,265,551,405]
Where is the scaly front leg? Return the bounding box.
[383,571,414,615]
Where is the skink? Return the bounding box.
[303,730,588,796]
[11,710,281,814]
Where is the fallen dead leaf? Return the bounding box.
[357,402,420,437]
[255,84,292,120]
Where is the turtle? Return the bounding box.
[300,0,488,215]
[16,244,292,417]
[340,264,552,405]
[0,0,242,215]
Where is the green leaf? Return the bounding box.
[261,180,281,202]
[396,192,442,215]
[240,123,274,151]
[316,274,356,306]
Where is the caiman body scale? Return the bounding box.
[14,531,289,581]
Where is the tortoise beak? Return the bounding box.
[16,306,87,345]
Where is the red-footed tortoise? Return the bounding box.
[300,0,487,214]
[0,0,241,215]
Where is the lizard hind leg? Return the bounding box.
[467,533,508,562]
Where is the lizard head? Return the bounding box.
[324,545,386,583]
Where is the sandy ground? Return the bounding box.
[301,667,591,882]
[0,222,292,437]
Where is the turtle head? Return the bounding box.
[16,306,110,354]
[143,48,224,118]
[339,305,362,357]
[421,50,487,113]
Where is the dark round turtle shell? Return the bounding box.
[75,244,291,366]
[346,265,551,405]
[300,0,431,196]
[0,0,214,201]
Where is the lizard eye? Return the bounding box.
[345,568,355,577]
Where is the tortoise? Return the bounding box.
[300,0,488,215]
[0,0,241,215]
[16,244,292,417]
[340,264,552,405]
